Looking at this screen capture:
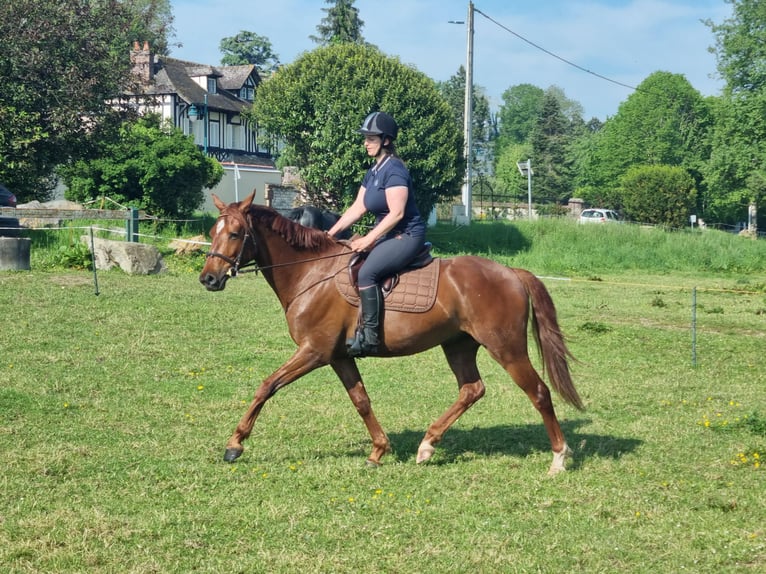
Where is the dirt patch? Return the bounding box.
[49,274,93,287]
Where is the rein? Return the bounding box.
[205,211,351,278]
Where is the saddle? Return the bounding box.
[335,243,440,313]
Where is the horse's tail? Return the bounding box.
[512,268,585,411]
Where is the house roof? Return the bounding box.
[218,65,258,90]
[135,55,259,115]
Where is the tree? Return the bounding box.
[60,115,222,220]
[620,165,697,228]
[494,141,533,205]
[219,31,280,71]
[584,72,711,208]
[569,117,605,205]
[704,0,766,229]
[705,0,766,97]
[495,84,545,149]
[127,0,175,56]
[0,0,175,202]
[250,43,464,217]
[703,94,766,225]
[437,66,493,174]
[0,0,141,200]
[529,90,574,204]
[310,0,365,45]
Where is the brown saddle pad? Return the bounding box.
[335,259,440,313]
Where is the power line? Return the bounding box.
[474,7,640,94]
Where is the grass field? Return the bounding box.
[1,219,765,572]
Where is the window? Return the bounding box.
[207,77,217,94]
[209,119,220,148]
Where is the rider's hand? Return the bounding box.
[350,235,374,253]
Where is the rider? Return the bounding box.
[326,111,426,357]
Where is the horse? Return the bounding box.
[199,191,584,475]
[285,205,351,239]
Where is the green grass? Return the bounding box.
[1,220,765,573]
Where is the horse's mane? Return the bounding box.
[247,205,336,251]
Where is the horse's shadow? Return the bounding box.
[378,419,641,470]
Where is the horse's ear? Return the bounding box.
[239,190,256,214]
[212,194,227,212]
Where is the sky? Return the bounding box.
[170,0,733,121]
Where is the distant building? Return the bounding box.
[118,41,282,211]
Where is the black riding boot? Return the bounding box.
[347,285,382,357]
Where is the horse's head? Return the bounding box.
[199,192,257,291]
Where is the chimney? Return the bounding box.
[130,41,154,84]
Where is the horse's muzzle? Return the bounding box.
[199,271,228,291]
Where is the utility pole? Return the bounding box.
[463,1,474,222]
[449,2,475,224]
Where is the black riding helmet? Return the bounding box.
[358,111,398,141]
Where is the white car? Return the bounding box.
[579,208,622,224]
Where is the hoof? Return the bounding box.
[547,444,573,476]
[365,459,382,468]
[416,441,435,464]
[223,447,243,463]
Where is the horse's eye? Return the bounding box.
[229,232,241,240]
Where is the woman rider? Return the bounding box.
[326,111,426,357]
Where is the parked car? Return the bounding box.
[579,208,622,224]
[0,183,21,237]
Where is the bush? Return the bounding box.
[620,164,697,228]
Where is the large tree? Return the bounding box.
[706,0,766,97]
[583,71,711,209]
[219,31,280,71]
[250,43,463,216]
[704,0,766,228]
[0,0,174,201]
[310,0,365,46]
[495,84,545,149]
[0,0,134,199]
[60,115,222,219]
[529,90,574,204]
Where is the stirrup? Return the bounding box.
[346,329,378,357]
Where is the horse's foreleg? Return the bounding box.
[331,359,391,466]
[417,339,486,464]
[224,347,324,462]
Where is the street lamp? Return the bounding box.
[188,93,208,155]
[516,159,533,220]
[449,1,474,223]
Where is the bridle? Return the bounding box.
[205,211,259,278]
[205,209,351,278]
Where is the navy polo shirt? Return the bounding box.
[361,155,425,237]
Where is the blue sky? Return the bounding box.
[170,0,732,120]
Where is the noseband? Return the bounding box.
[206,211,258,277]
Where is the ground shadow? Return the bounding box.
[382,419,641,470]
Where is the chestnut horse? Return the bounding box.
[199,192,584,475]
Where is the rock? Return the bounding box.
[81,236,166,275]
[168,234,207,255]
[17,199,85,228]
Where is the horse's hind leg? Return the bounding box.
[490,350,572,475]
[417,337,486,464]
[331,358,391,466]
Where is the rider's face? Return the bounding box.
[364,135,384,157]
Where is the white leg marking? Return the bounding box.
[547,443,573,476]
[416,440,435,464]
